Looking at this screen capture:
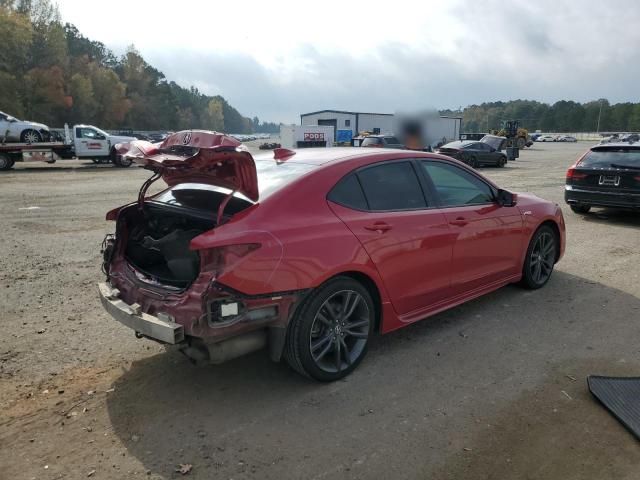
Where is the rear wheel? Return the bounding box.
[20,129,42,143]
[284,277,375,381]
[520,225,557,289]
[0,153,14,171]
[468,155,478,168]
[570,204,591,214]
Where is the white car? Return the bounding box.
[536,135,557,142]
[556,135,577,142]
[0,111,51,143]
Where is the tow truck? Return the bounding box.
[0,124,137,171]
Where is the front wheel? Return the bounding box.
[468,155,478,168]
[497,156,506,167]
[570,204,591,214]
[520,225,557,290]
[284,277,375,381]
[20,129,42,143]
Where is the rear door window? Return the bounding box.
[356,162,427,210]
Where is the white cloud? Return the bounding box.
[56,0,640,122]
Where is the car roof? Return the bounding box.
[443,140,474,147]
[253,147,421,166]
[592,142,640,150]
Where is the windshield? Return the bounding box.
[581,148,640,168]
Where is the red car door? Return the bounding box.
[419,160,524,296]
[328,161,454,315]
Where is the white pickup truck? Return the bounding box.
[0,124,137,171]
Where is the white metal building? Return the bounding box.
[300,110,395,140]
[300,110,462,147]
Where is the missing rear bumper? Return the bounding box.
[98,282,184,344]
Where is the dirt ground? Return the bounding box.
[1,141,640,480]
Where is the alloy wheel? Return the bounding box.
[529,231,555,285]
[309,290,370,374]
[22,130,40,143]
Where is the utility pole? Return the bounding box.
[596,99,603,133]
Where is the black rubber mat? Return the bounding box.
[588,375,640,440]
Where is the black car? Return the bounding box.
[360,135,404,149]
[565,142,640,213]
[436,135,507,168]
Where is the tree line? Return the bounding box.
[0,0,279,133]
[441,99,640,134]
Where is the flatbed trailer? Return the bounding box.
[0,141,74,171]
[0,142,73,171]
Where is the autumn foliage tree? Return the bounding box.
[0,0,257,132]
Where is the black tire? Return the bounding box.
[570,204,591,214]
[520,225,557,290]
[284,276,375,381]
[497,156,506,168]
[468,155,478,168]
[20,129,42,143]
[114,149,132,168]
[0,153,14,171]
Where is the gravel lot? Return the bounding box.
[2,141,640,479]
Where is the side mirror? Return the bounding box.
[96,134,106,140]
[497,189,517,207]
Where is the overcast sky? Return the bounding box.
[56,0,640,123]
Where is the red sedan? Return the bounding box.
[100,131,566,381]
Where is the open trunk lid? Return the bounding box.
[480,134,507,151]
[115,130,259,201]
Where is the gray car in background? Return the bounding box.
[360,135,405,149]
[0,111,51,143]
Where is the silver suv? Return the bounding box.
[0,111,51,143]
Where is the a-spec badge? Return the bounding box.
[182,131,192,145]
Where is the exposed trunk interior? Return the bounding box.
[121,204,215,288]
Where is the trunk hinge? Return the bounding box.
[216,189,237,226]
[138,170,162,212]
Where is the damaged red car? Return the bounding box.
[99,130,566,381]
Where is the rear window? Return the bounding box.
[153,160,316,211]
[384,137,400,144]
[581,148,640,168]
[153,184,252,214]
[254,159,316,197]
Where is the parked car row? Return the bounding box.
[232,133,271,142]
[533,134,577,142]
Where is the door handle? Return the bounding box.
[364,222,392,233]
[449,217,468,227]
